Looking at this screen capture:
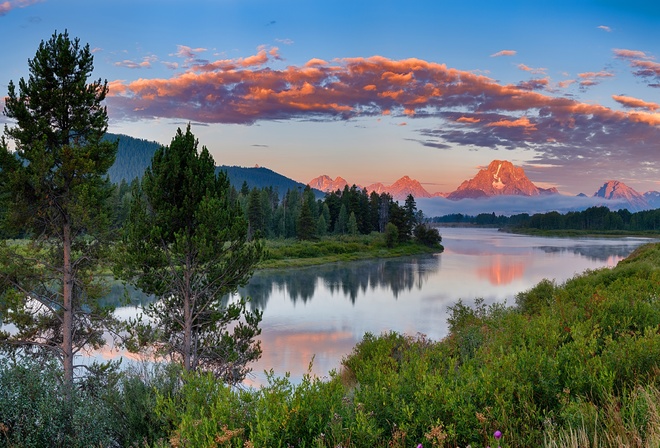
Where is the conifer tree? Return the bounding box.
[116,125,264,383]
[0,31,117,386]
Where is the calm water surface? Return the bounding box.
[112,228,656,386]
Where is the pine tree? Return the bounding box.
[116,125,264,383]
[0,31,117,386]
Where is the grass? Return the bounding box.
[257,233,443,269]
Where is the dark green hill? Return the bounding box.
[104,133,160,183]
[217,165,320,197]
[106,133,319,197]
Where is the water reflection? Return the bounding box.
[103,228,656,386]
[536,243,644,262]
[242,255,439,309]
[476,255,526,285]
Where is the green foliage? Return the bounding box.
[0,30,118,385]
[384,222,398,248]
[116,125,264,382]
[413,223,443,248]
[0,358,115,448]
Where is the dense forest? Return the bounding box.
[433,206,660,232]
[111,178,441,246]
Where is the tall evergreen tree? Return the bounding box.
[335,204,348,234]
[116,125,264,383]
[0,31,117,386]
[247,187,265,239]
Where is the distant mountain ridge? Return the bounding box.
[308,174,435,200]
[592,180,649,211]
[447,160,558,200]
[107,135,659,210]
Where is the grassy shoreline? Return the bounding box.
[257,233,443,269]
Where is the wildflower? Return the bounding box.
[417,445,423,448]
[494,430,502,439]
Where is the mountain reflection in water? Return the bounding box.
[103,228,656,386]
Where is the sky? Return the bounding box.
[1,0,659,196]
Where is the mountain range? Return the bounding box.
[308,160,659,212]
[106,133,658,212]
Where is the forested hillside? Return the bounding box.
[218,165,318,197]
[104,133,160,183]
[105,133,318,195]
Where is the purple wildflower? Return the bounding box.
[494,430,502,439]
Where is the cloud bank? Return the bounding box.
[106,47,660,190]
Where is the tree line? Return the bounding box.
[111,174,442,246]
[432,206,660,232]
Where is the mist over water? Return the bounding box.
[107,228,656,386]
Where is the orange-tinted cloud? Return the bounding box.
[518,64,547,75]
[613,48,660,87]
[612,94,659,111]
[487,116,537,131]
[577,70,614,87]
[491,50,516,57]
[107,50,660,185]
[457,116,481,123]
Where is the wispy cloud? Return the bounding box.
[0,0,42,16]
[276,38,294,45]
[517,78,550,91]
[577,70,614,87]
[114,55,157,69]
[490,50,516,57]
[597,25,612,32]
[517,64,547,75]
[614,48,660,87]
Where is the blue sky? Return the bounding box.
[1,0,659,195]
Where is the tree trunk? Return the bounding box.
[62,220,74,386]
[183,267,192,372]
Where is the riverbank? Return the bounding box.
[258,233,443,269]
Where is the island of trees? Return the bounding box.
[1,31,660,448]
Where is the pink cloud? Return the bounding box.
[613,48,652,60]
[490,50,516,57]
[0,0,41,15]
[486,116,537,131]
[107,51,660,181]
[612,94,659,111]
[517,64,547,75]
[613,48,660,86]
[457,116,481,124]
[557,79,576,88]
[114,56,156,69]
[577,70,614,87]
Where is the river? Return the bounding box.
[108,228,656,386]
